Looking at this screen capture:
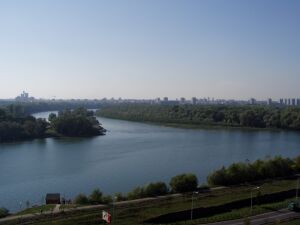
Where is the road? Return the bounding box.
[206,209,300,225]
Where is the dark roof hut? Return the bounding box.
[45,193,60,204]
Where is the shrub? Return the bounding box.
[89,188,103,204]
[73,194,89,205]
[0,208,9,218]
[102,195,113,204]
[115,192,127,202]
[144,182,169,197]
[170,173,198,193]
[127,187,145,200]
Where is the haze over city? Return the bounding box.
[0,0,299,100]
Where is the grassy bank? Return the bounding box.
[2,178,298,225]
[16,205,56,216]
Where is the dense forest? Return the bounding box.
[0,106,105,142]
[207,155,300,185]
[97,104,300,130]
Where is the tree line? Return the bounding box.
[97,104,300,130]
[73,173,198,205]
[74,155,300,205]
[3,101,103,117]
[207,155,300,186]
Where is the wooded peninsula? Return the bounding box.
[0,106,105,142]
[96,104,300,130]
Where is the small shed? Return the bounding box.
[45,193,61,204]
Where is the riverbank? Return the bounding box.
[100,116,284,132]
[1,178,298,225]
[96,104,300,132]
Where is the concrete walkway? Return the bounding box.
[53,204,60,213]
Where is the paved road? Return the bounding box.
[206,209,300,225]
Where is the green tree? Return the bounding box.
[88,189,103,204]
[144,182,169,197]
[0,208,9,218]
[73,194,89,205]
[169,173,198,193]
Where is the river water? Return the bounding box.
[0,111,299,211]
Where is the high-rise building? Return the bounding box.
[292,99,296,106]
[297,99,300,106]
[268,98,272,105]
[280,99,284,105]
[249,98,256,105]
[191,97,197,105]
[180,97,186,104]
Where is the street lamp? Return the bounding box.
[112,195,117,225]
[296,177,299,201]
[250,186,260,215]
[191,191,199,220]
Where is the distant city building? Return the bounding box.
[15,91,34,102]
[297,99,300,106]
[249,98,256,105]
[292,98,296,106]
[163,97,168,102]
[180,97,186,104]
[191,97,197,105]
[280,99,284,105]
[268,98,272,105]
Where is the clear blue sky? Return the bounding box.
[0,0,299,100]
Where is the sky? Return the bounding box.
[0,0,299,100]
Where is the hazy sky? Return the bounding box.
[0,0,299,100]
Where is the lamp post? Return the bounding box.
[296,178,299,201]
[112,196,117,225]
[191,191,199,221]
[250,186,260,215]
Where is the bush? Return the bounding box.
[73,194,89,205]
[169,173,198,193]
[102,195,113,204]
[207,156,297,186]
[127,187,145,200]
[0,208,9,218]
[144,182,169,197]
[115,192,127,202]
[89,188,103,204]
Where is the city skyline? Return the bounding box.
[0,0,299,99]
[8,90,300,105]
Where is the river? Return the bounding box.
[0,111,299,212]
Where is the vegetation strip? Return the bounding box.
[97,104,300,130]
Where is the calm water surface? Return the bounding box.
[1,111,300,211]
